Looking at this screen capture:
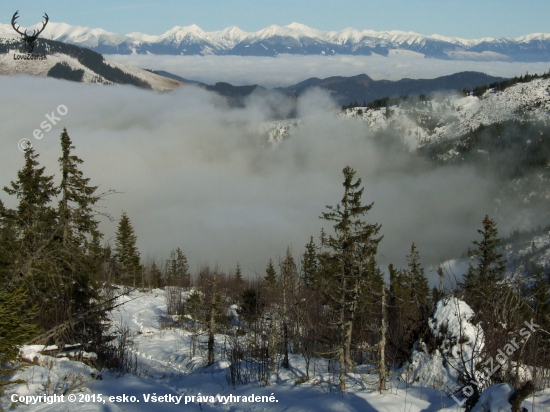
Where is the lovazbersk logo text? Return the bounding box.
[12,53,46,60]
[10,10,49,59]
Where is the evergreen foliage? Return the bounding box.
[404,243,431,321]
[301,236,319,288]
[166,247,190,286]
[0,287,38,377]
[319,165,383,390]
[471,71,550,97]
[461,215,506,315]
[47,61,85,82]
[114,212,142,286]
[53,129,107,343]
[234,263,244,284]
[0,129,113,346]
[421,120,550,179]
[237,288,265,325]
[264,259,277,286]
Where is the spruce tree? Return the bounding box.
[265,259,277,286]
[460,215,506,316]
[301,236,319,288]
[56,128,106,343]
[279,247,298,369]
[320,165,383,390]
[114,211,141,286]
[234,263,243,284]
[387,263,412,364]
[1,147,58,341]
[3,146,57,229]
[149,260,162,289]
[405,243,430,321]
[0,287,38,380]
[166,247,189,286]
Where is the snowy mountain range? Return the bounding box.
[1,21,550,61]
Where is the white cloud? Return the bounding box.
[108,53,550,88]
[0,75,539,279]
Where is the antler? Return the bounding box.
[11,11,26,36]
[31,13,49,38]
[11,11,49,39]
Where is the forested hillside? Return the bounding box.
[1,127,549,411]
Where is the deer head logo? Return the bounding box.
[11,11,49,53]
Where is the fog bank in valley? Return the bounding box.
[0,76,538,281]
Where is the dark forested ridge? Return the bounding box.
[277,72,506,105]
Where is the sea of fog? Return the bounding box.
[108,53,550,88]
[1,55,546,282]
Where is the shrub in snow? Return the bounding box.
[400,296,485,394]
[471,383,514,411]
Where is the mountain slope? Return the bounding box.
[2,21,550,61]
[341,75,550,148]
[0,39,183,91]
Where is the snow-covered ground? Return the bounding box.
[340,77,550,149]
[0,50,183,92]
[260,77,550,153]
[4,289,550,411]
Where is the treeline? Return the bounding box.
[342,94,432,112]
[469,70,550,97]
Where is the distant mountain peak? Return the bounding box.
[2,21,550,61]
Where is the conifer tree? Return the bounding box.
[279,247,298,369]
[1,147,58,341]
[1,133,112,345]
[405,243,430,321]
[114,211,141,286]
[149,260,162,289]
[320,165,383,390]
[301,236,319,288]
[234,263,243,284]
[460,215,506,317]
[264,258,277,286]
[56,128,107,343]
[0,286,38,371]
[166,247,189,286]
[387,263,412,364]
[3,146,57,230]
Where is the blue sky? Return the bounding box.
[0,0,548,38]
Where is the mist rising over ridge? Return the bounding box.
[1,75,546,277]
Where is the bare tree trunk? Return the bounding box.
[282,321,289,369]
[282,270,289,369]
[268,308,277,372]
[379,282,387,392]
[338,273,347,391]
[344,320,353,368]
[207,272,217,366]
